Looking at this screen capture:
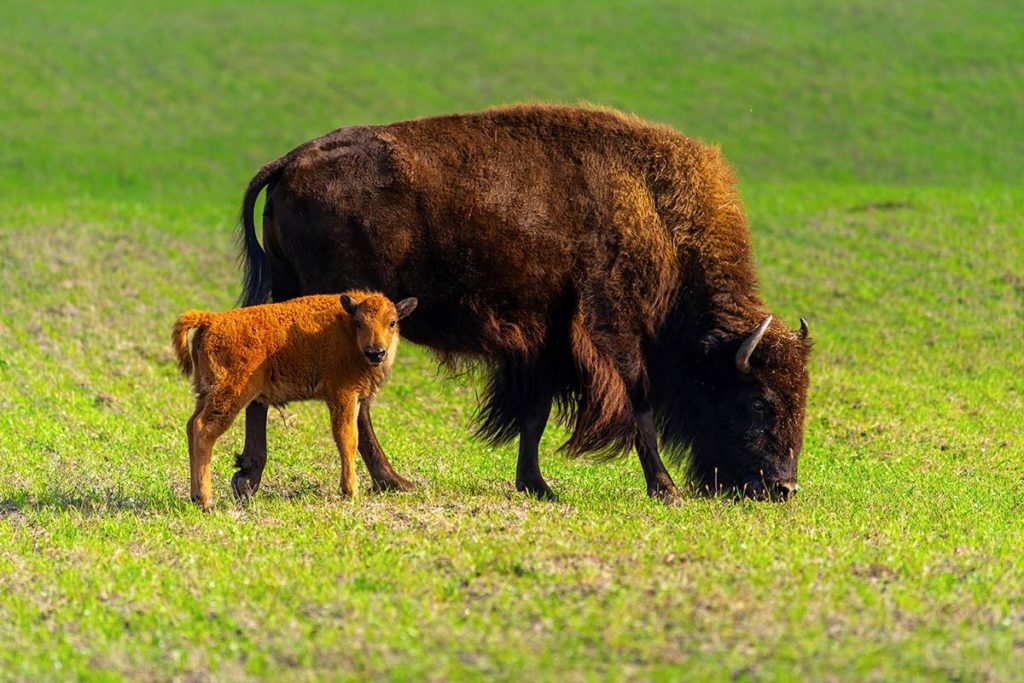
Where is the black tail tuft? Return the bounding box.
[237,158,287,307]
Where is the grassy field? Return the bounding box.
[1,1,1022,680]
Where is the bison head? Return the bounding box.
[657,315,811,501]
[701,316,810,500]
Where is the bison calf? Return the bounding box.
[171,292,417,509]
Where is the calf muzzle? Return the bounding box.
[364,347,387,364]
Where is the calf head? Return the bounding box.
[691,316,811,501]
[340,293,418,365]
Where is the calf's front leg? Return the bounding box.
[329,395,360,497]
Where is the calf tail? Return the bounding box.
[171,311,213,376]
[238,156,289,307]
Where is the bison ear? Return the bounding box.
[395,297,418,320]
[699,328,728,356]
[340,294,358,316]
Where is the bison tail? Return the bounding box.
[562,311,638,459]
[238,157,288,307]
[171,311,212,376]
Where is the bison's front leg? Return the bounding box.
[634,404,682,504]
[515,394,556,500]
[233,401,269,499]
[357,401,415,492]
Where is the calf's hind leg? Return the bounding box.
[191,392,245,510]
[187,402,203,503]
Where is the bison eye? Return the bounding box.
[751,399,766,414]
[389,320,396,329]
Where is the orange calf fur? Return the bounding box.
[171,291,417,509]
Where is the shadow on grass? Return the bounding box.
[0,479,335,517]
[0,486,180,516]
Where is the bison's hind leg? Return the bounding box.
[233,402,268,500]
[234,249,302,500]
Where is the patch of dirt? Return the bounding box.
[846,200,914,212]
[850,562,899,583]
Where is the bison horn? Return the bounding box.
[735,316,772,374]
[799,317,809,340]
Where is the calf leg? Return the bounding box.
[233,402,269,498]
[516,394,555,500]
[191,395,242,510]
[633,398,682,503]
[357,401,415,492]
[187,402,202,502]
[330,396,360,497]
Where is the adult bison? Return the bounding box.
[232,104,811,502]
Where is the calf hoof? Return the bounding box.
[191,494,215,512]
[371,473,416,493]
[516,479,558,502]
[231,471,260,499]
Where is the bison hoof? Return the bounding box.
[516,480,558,502]
[231,471,260,499]
[371,474,416,493]
[648,484,683,506]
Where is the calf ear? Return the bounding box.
[340,294,358,316]
[395,297,418,320]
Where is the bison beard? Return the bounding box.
[233,104,812,502]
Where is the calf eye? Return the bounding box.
[389,320,396,328]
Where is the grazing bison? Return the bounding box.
[172,291,417,509]
[233,104,811,502]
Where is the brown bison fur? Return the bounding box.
[238,104,812,501]
[171,292,417,509]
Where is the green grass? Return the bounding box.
[1,1,1022,680]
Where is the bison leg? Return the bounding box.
[516,394,555,500]
[233,401,269,499]
[233,247,298,500]
[634,403,682,504]
[358,401,415,492]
